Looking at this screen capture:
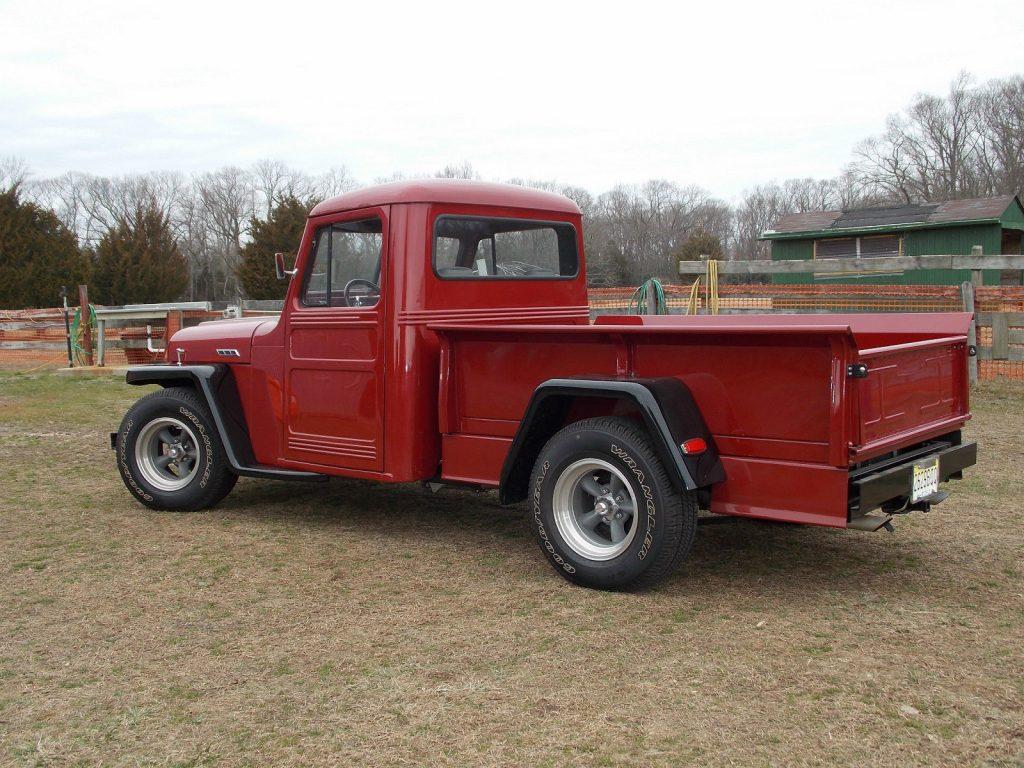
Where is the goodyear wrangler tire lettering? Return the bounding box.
[119,418,153,502]
[610,445,657,560]
[115,386,237,512]
[529,417,698,590]
[533,460,575,574]
[178,406,213,489]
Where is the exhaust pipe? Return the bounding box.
[848,514,895,532]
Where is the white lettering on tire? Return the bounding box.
[610,444,657,560]
[178,406,213,489]
[119,418,153,502]
[533,460,576,574]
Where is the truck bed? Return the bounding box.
[432,313,972,527]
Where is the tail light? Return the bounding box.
[680,438,707,456]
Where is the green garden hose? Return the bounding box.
[70,304,97,365]
[628,278,668,315]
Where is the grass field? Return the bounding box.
[1,373,1022,767]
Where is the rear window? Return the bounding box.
[433,216,578,279]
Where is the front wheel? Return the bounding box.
[530,417,698,590]
[116,387,237,511]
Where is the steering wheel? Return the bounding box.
[343,278,380,307]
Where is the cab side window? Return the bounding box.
[303,218,383,307]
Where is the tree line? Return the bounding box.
[1,72,1021,307]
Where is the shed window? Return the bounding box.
[815,235,902,259]
[815,238,857,259]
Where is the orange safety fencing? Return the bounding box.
[589,283,972,312]
[3,286,1023,380]
[0,307,234,372]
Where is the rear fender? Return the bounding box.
[498,377,725,504]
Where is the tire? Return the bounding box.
[115,386,238,511]
[530,416,698,590]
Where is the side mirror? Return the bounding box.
[274,252,297,280]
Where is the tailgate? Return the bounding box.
[853,335,970,461]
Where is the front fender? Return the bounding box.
[122,364,324,482]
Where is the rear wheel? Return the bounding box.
[530,417,698,590]
[116,387,237,511]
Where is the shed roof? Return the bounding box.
[310,179,581,217]
[761,194,1023,240]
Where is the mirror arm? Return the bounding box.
[274,252,298,280]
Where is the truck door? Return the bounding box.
[283,206,387,472]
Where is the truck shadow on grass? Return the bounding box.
[216,475,933,597]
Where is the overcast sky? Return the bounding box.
[2,0,1022,201]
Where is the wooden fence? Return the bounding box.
[678,253,1024,383]
[977,313,1024,362]
[676,253,1024,277]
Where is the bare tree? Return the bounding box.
[586,181,725,284]
[27,172,90,237]
[505,177,596,217]
[0,156,29,192]
[733,183,796,261]
[434,161,480,180]
[253,159,296,218]
[853,72,989,202]
[975,75,1024,197]
[310,166,357,200]
[194,167,256,299]
[29,170,186,249]
[252,159,348,214]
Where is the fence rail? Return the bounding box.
[677,253,1024,276]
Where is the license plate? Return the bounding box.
[911,458,939,502]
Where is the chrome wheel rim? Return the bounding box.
[135,417,200,491]
[552,458,638,561]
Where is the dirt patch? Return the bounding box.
[1,374,1022,767]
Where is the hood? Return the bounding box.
[167,316,272,364]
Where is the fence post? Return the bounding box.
[961,280,978,384]
[970,245,984,288]
[77,284,94,367]
[991,312,1009,360]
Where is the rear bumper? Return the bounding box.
[850,439,977,515]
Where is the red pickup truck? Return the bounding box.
[114,179,977,589]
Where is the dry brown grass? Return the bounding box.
[1,373,1022,767]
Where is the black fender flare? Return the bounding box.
[498,376,725,504]
[119,364,326,481]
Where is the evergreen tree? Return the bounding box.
[0,183,89,309]
[238,196,312,300]
[674,230,724,264]
[92,201,188,305]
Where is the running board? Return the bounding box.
[110,430,327,482]
[847,514,894,532]
[233,464,328,482]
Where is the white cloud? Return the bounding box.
[2,0,1021,199]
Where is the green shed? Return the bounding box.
[760,194,1024,285]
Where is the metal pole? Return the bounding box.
[77,284,93,366]
[97,318,105,367]
[60,286,73,367]
[961,280,978,385]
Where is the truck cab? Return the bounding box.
[114,179,977,590]
[165,180,589,482]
